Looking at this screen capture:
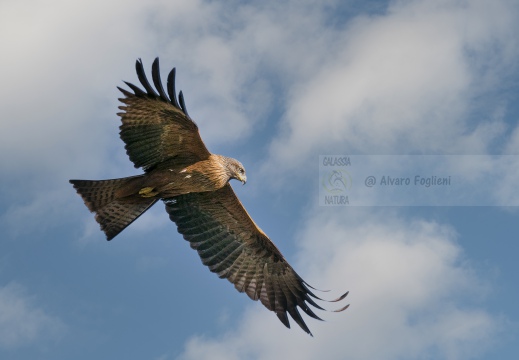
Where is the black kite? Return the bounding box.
[70,58,348,335]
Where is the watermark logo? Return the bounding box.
[322,169,351,194]
[318,155,517,206]
[319,156,352,206]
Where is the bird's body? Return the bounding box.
[71,153,246,240]
[119,154,245,198]
[70,58,348,335]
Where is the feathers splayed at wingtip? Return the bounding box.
[300,279,349,304]
[135,58,159,97]
[167,67,181,108]
[321,291,350,312]
[151,58,170,102]
[120,58,192,120]
[333,303,350,312]
[331,290,349,302]
[287,306,312,336]
[116,86,133,97]
[123,81,146,96]
[178,91,190,117]
[295,284,350,329]
[276,311,291,329]
[301,279,331,292]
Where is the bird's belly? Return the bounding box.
[154,170,224,198]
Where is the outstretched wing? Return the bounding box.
[117,58,210,171]
[164,185,349,335]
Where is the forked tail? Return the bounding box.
[69,177,158,240]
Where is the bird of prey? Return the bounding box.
[70,58,348,335]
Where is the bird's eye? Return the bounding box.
[239,168,244,174]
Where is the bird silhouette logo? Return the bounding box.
[322,169,351,194]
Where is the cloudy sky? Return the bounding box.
[1,0,519,359]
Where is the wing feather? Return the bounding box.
[167,67,181,108]
[151,58,170,101]
[178,91,190,117]
[164,184,349,335]
[135,58,159,97]
[118,58,210,171]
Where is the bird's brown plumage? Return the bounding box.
[70,58,348,335]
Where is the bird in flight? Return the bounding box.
[70,58,349,335]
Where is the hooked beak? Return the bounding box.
[240,175,247,185]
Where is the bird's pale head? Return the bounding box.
[223,157,247,185]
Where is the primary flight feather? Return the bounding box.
[70,58,349,335]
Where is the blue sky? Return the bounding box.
[1,0,519,359]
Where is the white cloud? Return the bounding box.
[0,0,151,174]
[175,208,501,360]
[264,0,519,173]
[0,282,66,349]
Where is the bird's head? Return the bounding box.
[225,157,247,185]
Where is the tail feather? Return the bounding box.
[70,177,158,240]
